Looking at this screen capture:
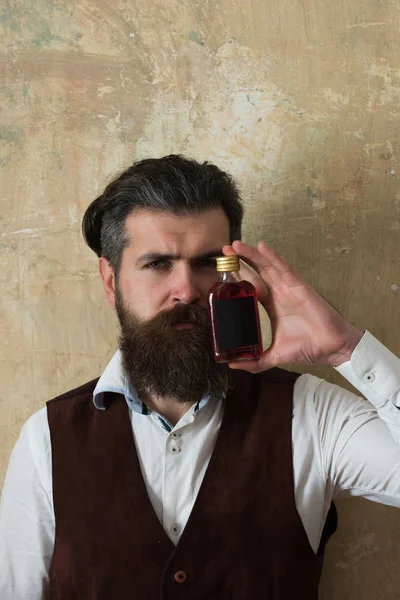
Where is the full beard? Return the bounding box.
[115,289,232,406]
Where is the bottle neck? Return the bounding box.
[218,270,240,282]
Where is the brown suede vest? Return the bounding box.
[47,368,336,600]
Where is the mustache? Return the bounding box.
[135,303,210,334]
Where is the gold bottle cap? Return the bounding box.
[216,255,240,272]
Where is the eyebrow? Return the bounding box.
[136,248,224,267]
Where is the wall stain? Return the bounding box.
[188,30,205,46]
[0,127,21,144]
[30,27,65,49]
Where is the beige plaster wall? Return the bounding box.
[0,0,399,597]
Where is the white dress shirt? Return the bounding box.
[1,331,400,599]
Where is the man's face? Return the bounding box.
[100,207,232,404]
[113,207,230,320]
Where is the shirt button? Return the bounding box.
[364,372,376,383]
[170,445,181,454]
[174,570,187,584]
[171,523,181,535]
[172,432,182,439]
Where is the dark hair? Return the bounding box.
[82,154,243,274]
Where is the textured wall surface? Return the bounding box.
[1,0,399,597]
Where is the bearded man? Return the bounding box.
[1,154,399,599]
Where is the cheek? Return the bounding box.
[122,276,169,319]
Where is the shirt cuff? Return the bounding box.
[335,331,400,409]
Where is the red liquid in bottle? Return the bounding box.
[208,273,262,363]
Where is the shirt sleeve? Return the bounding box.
[0,407,54,600]
[336,330,400,443]
[316,331,400,504]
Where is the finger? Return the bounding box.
[228,359,263,374]
[229,347,282,372]
[229,241,272,272]
[233,240,302,288]
[256,241,290,272]
[222,244,260,274]
[256,241,302,287]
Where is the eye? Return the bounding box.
[146,260,169,270]
[196,257,217,268]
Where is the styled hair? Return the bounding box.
[82,154,244,273]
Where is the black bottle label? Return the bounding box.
[214,297,259,352]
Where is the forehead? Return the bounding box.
[124,208,230,254]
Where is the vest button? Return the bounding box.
[174,570,188,584]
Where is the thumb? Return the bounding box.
[228,347,281,373]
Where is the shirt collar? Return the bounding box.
[93,350,211,419]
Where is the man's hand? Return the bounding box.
[222,240,363,373]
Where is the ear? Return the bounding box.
[99,257,116,309]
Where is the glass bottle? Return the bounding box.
[208,256,262,363]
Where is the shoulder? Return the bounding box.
[47,378,100,406]
[17,406,49,452]
[46,378,101,429]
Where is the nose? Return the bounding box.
[171,264,201,305]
